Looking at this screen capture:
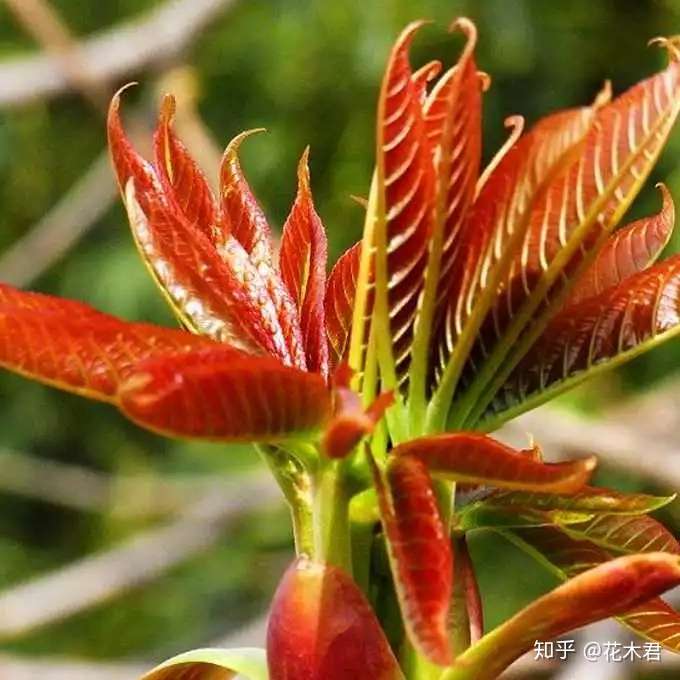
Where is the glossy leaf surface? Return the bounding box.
[485,254,680,425]
[375,21,435,380]
[219,131,306,369]
[393,433,595,492]
[445,552,680,680]
[118,348,331,441]
[0,284,214,401]
[280,150,329,378]
[267,557,403,680]
[325,243,360,367]
[153,94,217,239]
[371,453,453,666]
[456,56,680,427]
[566,183,674,305]
[142,647,268,680]
[432,100,599,418]
[109,94,291,361]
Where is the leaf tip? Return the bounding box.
[648,36,680,62]
[448,16,478,55]
[593,79,612,109]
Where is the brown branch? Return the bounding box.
[0,473,282,639]
[0,0,239,107]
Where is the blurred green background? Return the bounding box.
[0,0,680,676]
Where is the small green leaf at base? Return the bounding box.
[141,647,268,680]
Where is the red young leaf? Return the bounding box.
[322,369,393,459]
[0,284,215,402]
[118,347,331,441]
[456,536,483,644]
[123,180,290,360]
[218,129,274,263]
[412,59,442,104]
[219,131,307,370]
[393,433,595,493]
[325,243,360,367]
[412,19,484,405]
[280,149,329,378]
[107,87,161,215]
[457,55,680,428]
[109,93,292,362]
[370,452,453,666]
[432,98,599,406]
[566,183,675,305]
[376,21,435,379]
[153,93,217,239]
[446,552,680,680]
[267,557,404,680]
[486,254,680,425]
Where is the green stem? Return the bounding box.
[256,444,314,555]
[313,459,352,572]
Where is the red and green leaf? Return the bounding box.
[0,284,214,402]
[484,254,680,427]
[456,52,680,428]
[372,21,435,385]
[370,452,453,666]
[280,149,330,378]
[393,433,595,493]
[560,512,680,555]
[431,95,601,427]
[445,552,680,680]
[267,557,404,680]
[487,486,675,516]
[506,527,680,654]
[409,19,483,420]
[118,347,331,441]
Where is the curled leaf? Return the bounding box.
[124,181,289,360]
[325,243,361,367]
[393,433,595,493]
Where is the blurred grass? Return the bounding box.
[0,0,679,665]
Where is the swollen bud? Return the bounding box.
[267,557,403,680]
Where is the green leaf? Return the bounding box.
[141,647,268,680]
[486,487,675,516]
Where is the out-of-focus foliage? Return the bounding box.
[0,0,680,667]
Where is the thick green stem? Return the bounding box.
[313,459,352,572]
